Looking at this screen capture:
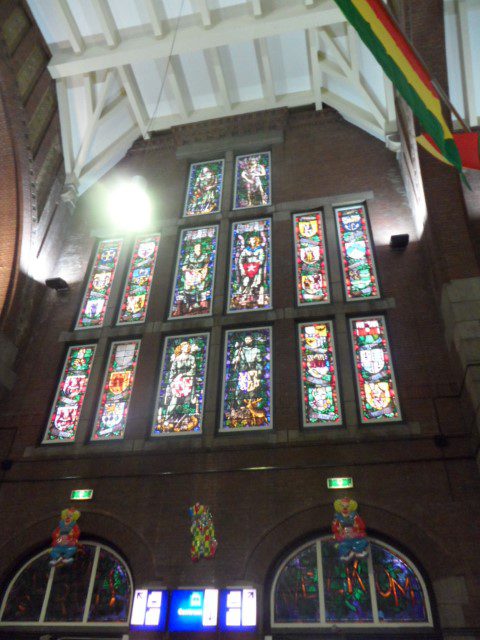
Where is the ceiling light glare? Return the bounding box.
[107,176,152,231]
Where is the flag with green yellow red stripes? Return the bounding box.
[334,0,463,174]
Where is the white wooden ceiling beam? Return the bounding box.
[145,0,164,38]
[195,0,212,27]
[53,0,85,54]
[322,89,385,140]
[254,39,276,103]
[456,0,477,127]
[252,0,263,17]
[117,65,150,139]
[168,57,192,118]
[83,72,95,118]
[92,0,119,48]
[207,47,232,109]
[307,28,323,110]
[74,70,115,178]
[48,1,345,78]
[55,78,74,175]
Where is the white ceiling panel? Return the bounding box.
[223,41,263,103]
[178,50,217,110]
[268,31,310,96]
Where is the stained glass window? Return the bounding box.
[0,543,132,626]
[298,321,342,427]
[220,326,272,432]
[350,316,402,424]
[43,344,96,444]
[152,333,209,436]
[272,537,432,627]
[76,238,123,329]
[335,204,379,300]
[91,340,140,441]
[233,151,271,210]
[294,212,330,305]
[227,218,272,313]
[117,234,160,325]
[184,159,224,216]
[169,226,218,319]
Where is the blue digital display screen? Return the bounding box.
[219,588,257,631]
[130,589,168,631]
[168,589,218,632]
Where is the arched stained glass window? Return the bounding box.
[272,536,433,629]
[0,542,132,627]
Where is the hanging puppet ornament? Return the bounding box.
[331,497,369,562]
[49,508,81,566]
[189,503,218,562]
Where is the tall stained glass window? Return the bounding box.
[184,159,224,216]
[169,226,218,319]
[92,340,140,440]
[220,326,272,432]
[117,234,160,325]
[227,218,272,313]
[298,321,341,427]
[151,333,209,436]
[43,344,96,444]
[335,204,379,300]
[76,238,123,329]
[233,151,271,210]
[350,316,401,424]
[294,212,330,305]
[272,537,432,627]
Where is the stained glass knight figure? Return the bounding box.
[240,156,267,206]
[237,234,266,307]
[182,242,209,312]
[160,341,199,428]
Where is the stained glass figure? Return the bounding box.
[227,218,272,313]
[152,333,209,436]
[298,321,342,427]
[92,340,140,440]
[184,159,224,216]
[43,344,96,444]
[169,226,218,319]
[322,540,373,622]
[76,238,122,329]
[88,549,131,622]
[220,326,272,432]
[372,545,428,622]
[335,204,379,300]
[274,543,320,624]
[233,151,271,209]
[350,316,402,424]
[117,234,160,325]
[294,212,330,305]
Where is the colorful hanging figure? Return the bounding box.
[189,502,217,562]
[331,498,369,562]
[49,508,81,566]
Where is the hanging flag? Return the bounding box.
[334,0,463,173]
[417,132,480,171]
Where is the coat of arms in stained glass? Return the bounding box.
[335,204,379,300]
[227,218,272,313]
[294,212,330,305]
[184,159,224,216]
[233,152,271,210]
[152,333,209,436]
[298,321,342,427]
[169,226,218,319]
[350,317,402,424]
[220,327,272,432]
[43,344,96,443]
[76,239,123,329]
[92,340,140,440]
[117,234,160,325]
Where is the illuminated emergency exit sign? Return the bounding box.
[327,477,353,490]
[70,489,94,501]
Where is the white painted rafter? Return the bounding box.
[207,47,232,109]
[254,39,276,103]
[456,0,477,128]
[252,0,263,17]
[53,0,84,54]
[92,0,119,48]
[168,57,192,118]
[48,1,344,79]
[307,28,323,110]
[195,0,212,27]
[117,65,150,139]
[145,0,164,38]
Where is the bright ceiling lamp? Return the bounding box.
[107,175,152,231]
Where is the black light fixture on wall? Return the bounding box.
[390,234,409,250]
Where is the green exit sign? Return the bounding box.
[70,489,94,501]
[327,477,353,490]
